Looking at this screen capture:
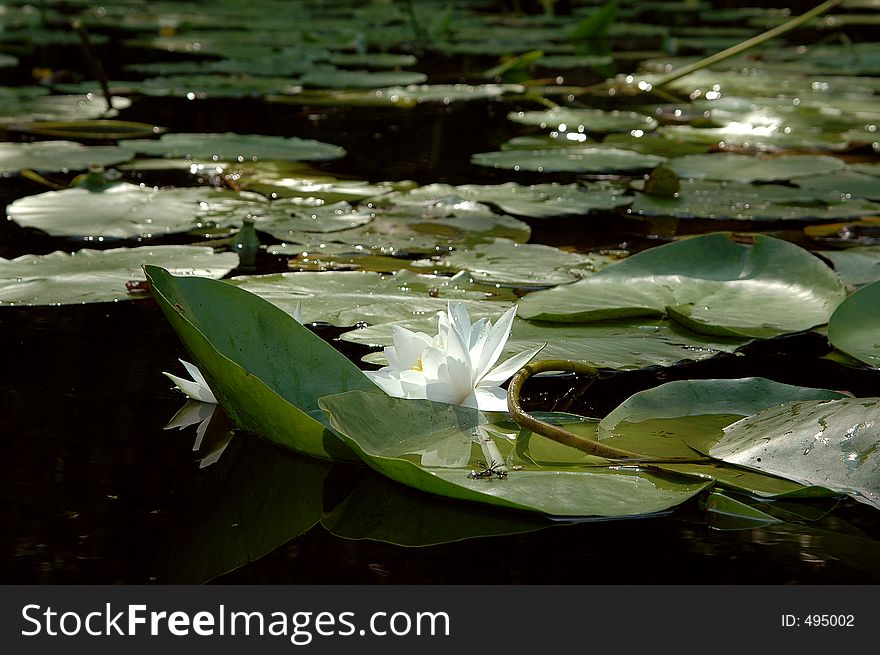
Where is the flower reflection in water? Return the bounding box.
[164,399,234,468]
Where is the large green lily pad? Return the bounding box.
[393,182,632,218]
[710,397,880,510]
[230,269,502,326]
[127,132,345,162]
[507,107,658,134]
[793,172,880,203]
[516,233,848,338]
[472,146,666,174]
[819,246,880,288]
[253,200,375,235]
[0,92,132,123]
[630,179,880,222]
[425,238,609,288]
[0,246,237,306]
[828,280,880,368]
[0,140,134,174]
[347,315,747,371]
[145,266,376,461]
[267,83,524,108]
[597,378,850,462]
[6,183,269,239]
[298,67,427,89]
[318,391,711,518]
[666,153,846,183]
[122,74,303,98]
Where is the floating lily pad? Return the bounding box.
[324,52,418,69]
[819,246,880,288]
[299,67,427,89]
[427,238,607,288]
[507,107,658,134]
[253,200,374,235]
[8,119,166,141]
[630,179,880,222]
[535,54,614,69]
[516,233,848,338]
[393,181,632,218]
[793,172,880,202]
[597,378,850,462]
[601,133,712,157]
[127,132,345,162]
[828,280,880,368]
[229,269,501,326]
[268,83,524,108]
[236,164,401,202]
[319,391,711,518]
[0,246,237,306]
[0,140,134,175]
[666,153,846,183]
[7,183,268,239]
[1,93,132,122]
[346,316,747,371]
[656,124,851,152]
[123,74,303,98]
[472,146,666,174]
[711,397,880,510]
[331,204,533,250]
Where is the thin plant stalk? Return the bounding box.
[72,19,113,112]
[651,0,841,89]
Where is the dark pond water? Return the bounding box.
[2,0,880,585]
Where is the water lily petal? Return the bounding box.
[474,305,518,378]
[163,370,218,404]
[424,353,474,405]
[464,385,509,412]
[363,369,407,398]
[292,302,303,324]
[448,301,473,346]
[385,325,433,371]
[479,343,544,387]
[398,368,428,399]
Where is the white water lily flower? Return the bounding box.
[163,358,218,404]
[365,302,543,412]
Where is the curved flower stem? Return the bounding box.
[506,360,712,464]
